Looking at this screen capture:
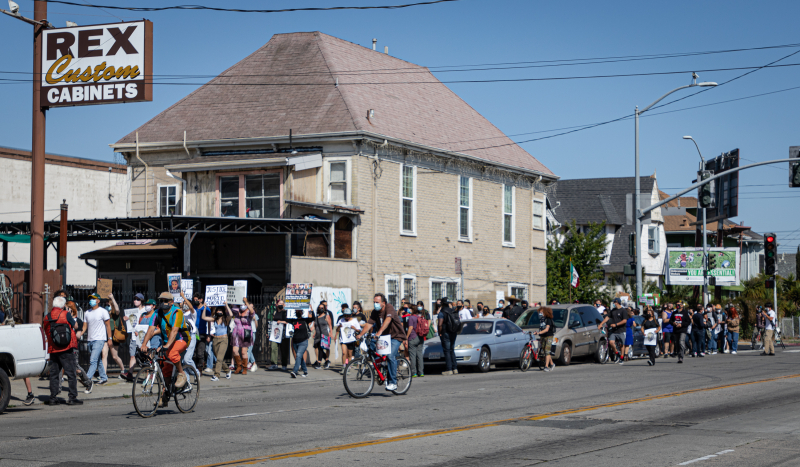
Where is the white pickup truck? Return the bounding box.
[0,323,48,413]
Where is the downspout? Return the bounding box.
[135,132,149,215]
[372,148,378,290]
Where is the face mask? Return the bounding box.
[373,302,381,311]
[145,305,153,312]
[105,305,112,311]
[417,306,423,311]
[160,302,171,311]
[193,300,200,307]
[89,299,97,307]
[215,312,223,318]
[277,305,284,310]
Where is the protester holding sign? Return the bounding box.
[641,309,661,366]
[288,308,315,378]
[179,290,200,375]
[313,301,333,370]
[334,304,360,371]
[268,299,292,371]
[120,293,146,381]
[231,297,255,375]
[202,302,233,381]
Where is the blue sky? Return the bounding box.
[1,0,799,252]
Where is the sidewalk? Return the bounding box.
[7,364,346,408]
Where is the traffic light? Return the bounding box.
[790,146,800,188]
[709,277,717,286]
[698,171,715,208]
[629,232,636,257]
[764,233,777,275]
[765,279,775,289]
[708,253,717,270]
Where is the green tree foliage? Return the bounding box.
[546,220,608,304]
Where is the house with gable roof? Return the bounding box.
[107,32,558,307]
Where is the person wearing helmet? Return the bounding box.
[141,292,190,406]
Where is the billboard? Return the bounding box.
[41,21,153,107]
[665,247,740,286]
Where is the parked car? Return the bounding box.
[515,304,607,365]
[423,319,529,372]
[0,323,48,413]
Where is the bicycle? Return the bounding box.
[342,334,412,398]
[519,331,544,372]
[132,348,199,418]
[751,329,764,351]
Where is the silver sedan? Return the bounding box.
[422,319,530,372]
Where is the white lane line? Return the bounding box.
[678,449,734,465]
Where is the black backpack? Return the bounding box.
[48,309,72,348]
[443,308,462,334]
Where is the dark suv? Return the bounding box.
[515,304,607,365]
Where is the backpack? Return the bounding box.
[414,314,430,338]
[48,309,72,349]
[443,308,462,334]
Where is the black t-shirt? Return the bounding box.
[609,307,627,330]
[353,311,367,326]
[642,318,659,331]
[540,317,555,337]
[289,317,313,342]
[670,310,691,333]
[692,312,705,329]
[503,305,524,323]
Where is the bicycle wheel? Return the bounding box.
[343,358,374,398]
[392,358,412,395]
[537,346,547,370]
[174,367,199,413]
[132,364,162,418]
[520,346,532,372]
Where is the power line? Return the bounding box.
[41,0,464,14]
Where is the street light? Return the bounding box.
[634,74,717,304]
[683,135,708,307]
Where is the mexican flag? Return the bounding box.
[570,260,580,288]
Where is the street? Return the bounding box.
[2,349,800,467]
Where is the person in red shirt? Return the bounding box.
[42,296,83,405]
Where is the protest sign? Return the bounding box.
[205,285,227,307]
[124,308,140,332]
[181,280,193,302]
[234,280,248,297]
[285,322,295,338]
[167,273,181,302]
[134,324,150,347]
[340,326,356,344]
[97,278,113,298]
[226,285,246,305]
[269,322,284,343]
[285,283,312,318]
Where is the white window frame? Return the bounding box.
[324,157,351,205]
[532,197,544,230]
[399,164,417,236]
[157,184,180,216]
[502,184,515,247]
[429,276,461,306]
[647,225,660,255]
[458,176,473,242]
[507,283,528,301]
[401,273,417,304]
[385,274,400,309]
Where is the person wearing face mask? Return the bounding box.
[82,293,113,386]
[137,299,162,350]
[179,290,201,376]
[641,309,661,366]
[269,299,292,371]
[104,293,129,380]
[457,300,472,323]
[313,301,333,370]
[121,293,147,381]
[141,292,192,403]
[406,302,427,378]
[334,304,361,371]
[201,303,233,381]
[192,293,214,375]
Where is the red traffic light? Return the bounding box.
[767,236,775,242]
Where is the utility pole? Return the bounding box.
[58,200,68,286]
[30,0,47,324]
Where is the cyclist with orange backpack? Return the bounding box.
[406,301,429,377]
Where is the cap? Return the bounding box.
[89,293,100,300]
[134,293,145,301]
[613,298,621,304]
[158,291,174,300]
[145,299,157,306]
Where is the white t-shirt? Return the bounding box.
[596,305,606,314]
[85,307,110,341]
[458,309,472,322]
[766,310,777,330]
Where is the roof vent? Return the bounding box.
[367,109,374,120]
[681,218,689,227]
[372,38,377,51]
[384,46,389,55]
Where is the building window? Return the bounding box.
[400,165,416,235]
[508,283,528,301]
[245,174,281,218]
[385,275,400,309]
[329,161,347,204]
[402,274,416,303]
[648,225,660,254]
[503,185,515,246]
[533,199,544,230]
[158,185,180,216]
[430,277,460,305]
[459,176,472,241]
[219,176,240,217]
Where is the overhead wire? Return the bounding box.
[40,0,464,13]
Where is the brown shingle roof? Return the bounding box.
[658,190,697,208]
[117,32,552,175]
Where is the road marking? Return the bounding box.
[678,449,735,465]
[196,373,800,467]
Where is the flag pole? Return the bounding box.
[569,258,572,303]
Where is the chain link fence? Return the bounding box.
[781,317,799,339]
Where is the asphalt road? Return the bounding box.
[2,348,800,467]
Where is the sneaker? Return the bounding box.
[442,370,453,376]
[249,363,258,371]
[210,376,219,382]
[226,370,232,379]
[118,373,127,380]
[179,382,193,394]
[543,367,551,372]
[412,374,419,378]
[84,380,93,394]
[647,360,654,366]
[678,359,683,364]
[732,351,737,355]
[290,371,297,378]
[663,354,669,359]
[548,364,556,371]
[174,372,187,389]
[312,363,321,370]
[23,393,35,406]
[453,369,459,375]
[419,374,424,377]
[712,351,718,355]
[324,361,331,369]
[44,398,59,406]
[617,360,624,365]
[66,399,83,405]
[203,368,214,376]
[386,383,397,391]
[228,364,235,370]
[301,373,307,378]
[96,380,107,386]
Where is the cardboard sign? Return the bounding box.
[205,285,227,307]
[97,278,113,298]
[226,285,246,305]
[181,279,193,300]
[269,322,284,343]
[285,283,312,318]
[234,280,248,297]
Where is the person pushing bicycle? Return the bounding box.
[141,292,191,405]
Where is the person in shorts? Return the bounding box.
[534,306,556,371]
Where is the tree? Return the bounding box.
[796,246,799,278]
[546,220,608,304]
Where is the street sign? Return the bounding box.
[704,149,739,223]
[455,257,462,275]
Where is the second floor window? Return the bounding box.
[220,176,239,217]
[648,225,660,254]
[401,165,416,235]
[246,174,280,218]
[503,185,515,245]
[329,162,347,204]
[159,185,180,216]
[459,176,471,240]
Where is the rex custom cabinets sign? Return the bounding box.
[41,21,152,107]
